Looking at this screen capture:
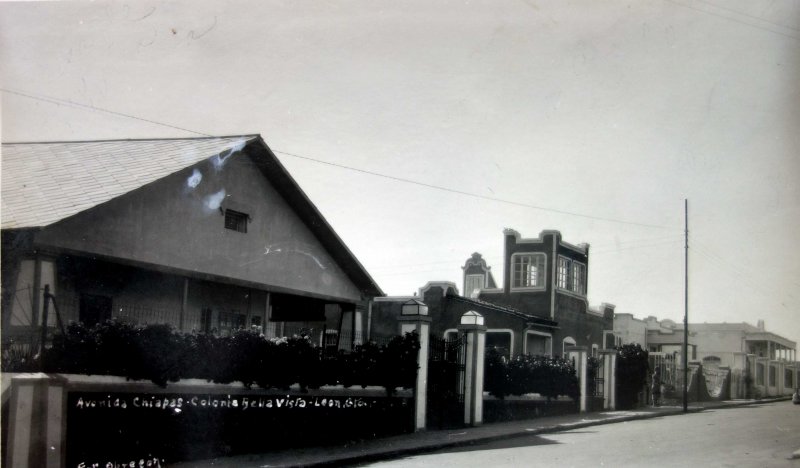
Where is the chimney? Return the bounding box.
[757,320,765,331]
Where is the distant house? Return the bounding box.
[1,136,382,348]
[681,320,797,397]
[614,314,697,358]
[614,315,798,397]
[372,281,558,358]
[372,229,615,358]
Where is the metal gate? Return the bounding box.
[427,333,467,428]
[649,352,678,389]
[593,357,605,398]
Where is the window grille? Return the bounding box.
[572,262,586,294]
[224,209,248,233]
[512,253,545,288]
[557,256,571,289]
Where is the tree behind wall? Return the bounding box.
[615,343,649,409]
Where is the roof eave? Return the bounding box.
[246,136,384,298]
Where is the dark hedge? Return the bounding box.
[615,343,650,409]
[35,320,419,393]
[484,349,580,401]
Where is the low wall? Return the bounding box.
[3,374,414,467]
[483,394,577,423]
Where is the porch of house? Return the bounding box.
[1,256,375,367]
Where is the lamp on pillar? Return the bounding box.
[460,310,484,326]
[401,299,429,317]
[397,299,432,432]
[458,311,487,426]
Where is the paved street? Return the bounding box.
[362,401,800,468]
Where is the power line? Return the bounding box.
[273,149,674,229]
[2,87,675,230]
[591,237,684,255]
[664,0,800,42]
[690,238,799,301]
[369,234,685,272]
[694,0,800,33]
[1,88,216,138]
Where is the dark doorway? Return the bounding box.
[79,294,112,326]
[427,333,467,428]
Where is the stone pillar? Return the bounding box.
[458,312,487,426]
[6,373,67,468]
[398,313,432,431]
[598,349,617,410]
[566,346,589,412]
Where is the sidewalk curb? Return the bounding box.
[298,397,790,467]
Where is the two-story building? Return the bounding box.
[372,229,615,359]
[468,229,614,357]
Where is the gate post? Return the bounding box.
[458,311,486,426]
[6,373,67,468]
[399,299,432,431]
[566,346,588,412]
[599,349,617,410]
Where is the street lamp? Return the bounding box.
[460,310,484,326]
[401,299,428,316]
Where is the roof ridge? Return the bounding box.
[447,293,558,325]
[2,134,260,145]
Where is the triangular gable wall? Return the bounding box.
[33,147,364,302]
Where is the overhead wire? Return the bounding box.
[693,0,800,33]
[368,234,685,273]
[663,0,800,42]
[690,237,798,304]
[272,148,675,230]
[2,87,677,230]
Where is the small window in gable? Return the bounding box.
[465,274,485,297]
[224,209,248,233]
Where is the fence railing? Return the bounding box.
[47,297,182,328]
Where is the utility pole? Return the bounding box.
[683,199,689,413]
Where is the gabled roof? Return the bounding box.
[2,136,256,229]
[446,293,558,328]
[1,135,383,297]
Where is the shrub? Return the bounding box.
[615,343,649,409]
[484,351,579,401]
[39,320,419,393]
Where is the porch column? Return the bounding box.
[599,349,617,410]
[399,299,431,432]
[6,374,67,468]
[757,357,769,397]
[458,311,487,426]
[567,346,589,412]
[179,278,189,332]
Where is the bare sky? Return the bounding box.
[2,1,799,344]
